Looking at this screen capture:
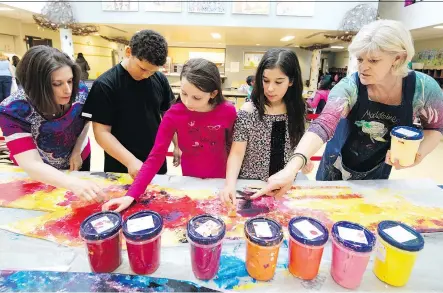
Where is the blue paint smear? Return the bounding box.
[0,270,219,292]
[214,255,252,289]
[213,250,290,290]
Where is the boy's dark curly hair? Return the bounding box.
[129,30,168,66]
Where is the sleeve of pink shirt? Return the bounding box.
[126,106,177,200]
[307,91,323,108]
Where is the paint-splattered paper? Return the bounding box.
[0,270,219,292]
[1,166,443,247]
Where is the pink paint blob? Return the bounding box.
[330,237,372,289]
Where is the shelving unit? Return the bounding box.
[415,68,443,79]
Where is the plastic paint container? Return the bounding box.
[390,126,423,167]
[187,214,226,280]
[123,211,163,275]
[373,221,424,287]
[80,211,122,273]
[244,217,283,281]
[331,221,376,289]
[288,217,329,280]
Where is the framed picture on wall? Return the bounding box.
[276,1,315,16]
[145,1,182,12]
[243,51,265,69]
[232,1,270,15]
[188,1,225,14]
[102,0,139,12]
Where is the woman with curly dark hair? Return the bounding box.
[82,30,178,178]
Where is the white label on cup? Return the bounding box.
[293,220,323,240]
[127,215,155,233]
[253,221,273,238]
[195,220,220,237]
[375,241,386,262]
[337,226,368,244]
[383,225,417,243]
[395,128,418,138]
[90,216,115,234]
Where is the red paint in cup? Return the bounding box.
[123,211,163,275]
[80,211,122,273]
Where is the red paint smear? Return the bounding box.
[34,202,103,241]
[416,218,426,225]
[430,219,443,227]
[56,185,127,208]
[0,181,56,204]
[57,192,79,207]
[123,190,205,229]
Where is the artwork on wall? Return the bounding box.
[276,1,315,17]
[102,0,139,11]
[187,1,226,14]
[243,51,265,69]
[145,1,182,13]
[231,1,270,15]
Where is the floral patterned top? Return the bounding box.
[309,71,443,142]
[233,104,293,181]
[0,82,90,169]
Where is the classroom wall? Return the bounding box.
[0,17,116,79]
[332,52,349,68]
[414,37,443,53]
[224,45,311,88]
[70,1,378,31]
[379,1,443,30]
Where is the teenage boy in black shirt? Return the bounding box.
[82,30,179,178]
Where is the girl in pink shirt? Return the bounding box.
[103,58,237,212]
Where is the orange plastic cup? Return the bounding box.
[288,217,329,280]
[244,217,283,281]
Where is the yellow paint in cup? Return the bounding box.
[373,221,424,287]
[390,126,423,167]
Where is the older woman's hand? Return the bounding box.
[251,167,298,200]
[385,149,423,170]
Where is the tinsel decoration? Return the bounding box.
[324,32,356,43]
[300,44,330,51]
[100,35,129,46]
[33,0,99,36]
[324,4,378,43]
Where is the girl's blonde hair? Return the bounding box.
[0,52,8,61]
[348,19,414,77]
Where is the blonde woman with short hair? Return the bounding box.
[252,19,443,198]
[0,52,15,102]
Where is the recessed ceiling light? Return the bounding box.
[330,46,344,49]
[0,7,14,11]
[211,33,221,39]
[280,36,295,42]
[434,26,443,29]
[256,44,260,46]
